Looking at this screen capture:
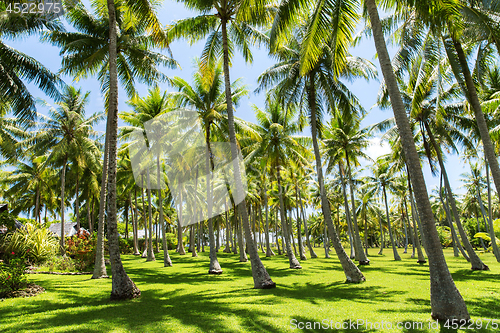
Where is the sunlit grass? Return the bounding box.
[1,247,499,332]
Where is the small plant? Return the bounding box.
[0,252,29,294]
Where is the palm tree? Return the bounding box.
[264,6,375,281]
[367,158,401,261]
[168,0,276,288]
[244,96,310,268]
[30,86,101,255]
[378,46,488,270]
[0,10,63,127]
[363,0,469,320]
[322,112,372,264]
[120,87,175,264]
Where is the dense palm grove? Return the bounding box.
[0,0,499,323]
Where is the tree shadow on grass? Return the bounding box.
[1,280,284,333]
[450,269,500,283]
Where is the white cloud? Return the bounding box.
[365,136,391,162]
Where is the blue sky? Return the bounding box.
[5,0,472,219]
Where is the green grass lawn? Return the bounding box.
[1,248,499,332]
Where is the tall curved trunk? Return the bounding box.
[345,156,369,264]
[308,73,364,282]
[425,124,487,270]
[382,185,401,261]
[105,0,139,300]
[176,189,186,255]
[366,0,468,320]
[221,19,275,288]
[453,37,500,213]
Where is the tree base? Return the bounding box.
[110,286,141,301]
[358,260,370,265]
[471,264,489,271]
[289,264,302,269]
[91,274,109,279]
[417,260,427,264]
[208,269,223,275]
[256,281,276,289]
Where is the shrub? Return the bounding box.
[119,238,133,254]
[3,224,58,263]
[0,252,29,294]
[0,211,18,232]
[43,255,77,272]
[66,229,96,271]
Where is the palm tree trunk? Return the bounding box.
[377,209,384,255]
[486,163,494,234]
[339,163,356,259]
[308,73,364,282]
[35,186,40,225]
[382,186,401,261]
[294,188,307,260]
[205,137,222,274]
[345,156,369,264]
[75,165,80,231]
[132,190,140,255]
[409,190,426,264]
[263,182,274,257]
[177,189,186,256]
[87,194,91,235]
[60,156,67,255]
[90,197,95,234]
[93,128,109,278]
[277,167,301,268]
[298,187,317,258]
[223,199,231,253]
[366,0,468,320]
[221,19,274,288]
[425,124,487,270]
[146,173,156,262]
[124,200,129,240]
[453,37,500,207]
[477,186,500,261]
[157,157,172,266]
[141,181,149,257]
[403,196,415,258]
[105,0,139,300]
[237,205,247,261]
[323,223,330,258]
[363,208,369,257]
